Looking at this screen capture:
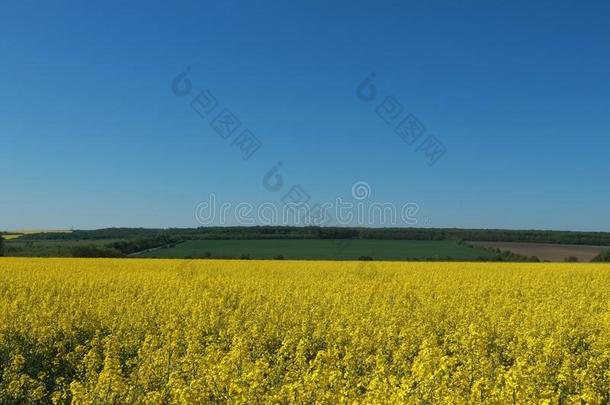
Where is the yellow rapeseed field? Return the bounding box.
[1,235,23,240]
[2,230,73,240]
[1,258,610,404]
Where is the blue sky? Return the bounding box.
[2,1,609,231]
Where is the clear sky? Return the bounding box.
[2,1,609,231]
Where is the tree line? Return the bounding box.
[14,226,610,246]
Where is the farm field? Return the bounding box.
[1,258,610,403]
[1,230,72,240]
[137,238,496,261]
[1,234,23,240]
[469,241,608,262]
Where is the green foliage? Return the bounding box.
[71,245,124,258]
[109,236,183,255]
[17,226,610,246]
[592,250,610,262]
[3,239,126,258]
[475,247,539,263]
[0,236,4,257]
[138,239,495,261]
[7,226,610,261]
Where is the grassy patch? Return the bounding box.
[137,239,495,261]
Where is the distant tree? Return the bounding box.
[239,254,251,260]
[71,245,124,258]
[358,256,374,261]
[190,252,212,259]
[592,250,610,262]
[0,236,4,256]
[273,255,285,260]
[564,256,579,262]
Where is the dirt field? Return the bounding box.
[468,241,609,262]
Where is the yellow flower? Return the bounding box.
[1,258,610,402]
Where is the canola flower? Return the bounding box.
[1,230,73,240]
[1,258,610,403]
